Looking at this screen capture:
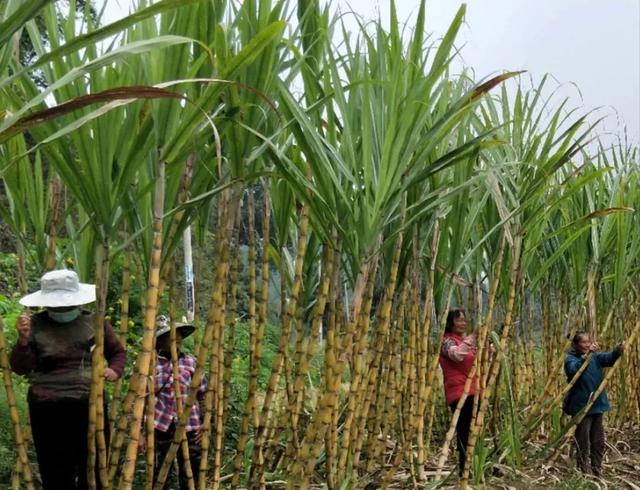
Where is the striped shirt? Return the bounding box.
[154,352,207,432]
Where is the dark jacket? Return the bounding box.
[10,310,126,401]
[563,347,621,416]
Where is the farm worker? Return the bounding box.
[9,269,126,490]
[150,315,207,490]
[439,307,479,475]
[564,331,624,476]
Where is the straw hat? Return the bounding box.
[155,315,195,339]
[19,270,96,308]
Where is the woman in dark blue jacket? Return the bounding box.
[564,331,624,476]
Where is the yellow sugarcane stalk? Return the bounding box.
[287,252,378,488]
[411,281,455,476]
[366,279,407,475]
[222,207,242,429]
[284,244,335,464]
[381,438,410,490]
[211,250,230,489]
[109,254,131,433]
[282,316,305,459]
[199,362,216,489]
[118,162,165,490]
[352,230,404,473]
[13,418,33,489]
[460,235,522,489]
[407,244,423,442]
[0,317,34,490]
[154,188,238,490]
[195,199,239,486]
[162,267,195,490]
[108,268,148,488]
[535,302,579,412]
[247,190,257,393]
[336,273,376,481]
[88,241,110,490]
[415,218,441,473]
[108,375,139,486]
[44,174,62,272]
[324,237,341,490]
[231,189,271,489]
[586,263,598,339]
[249,206,309,486]
[144,355,157,490]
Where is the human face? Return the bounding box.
[157,330,183,352]
[452,312,467,335]
[48,306,79,312]
[575,334,592,355]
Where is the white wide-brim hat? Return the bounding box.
[20,269,96,308]
[155,315,195,339]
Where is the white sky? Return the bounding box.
[101,0,640,144]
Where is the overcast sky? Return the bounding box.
[102,0,640,144]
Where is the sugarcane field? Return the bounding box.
[1,0,640,489]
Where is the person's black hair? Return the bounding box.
[571,330,589,345]
[445,307,466,333]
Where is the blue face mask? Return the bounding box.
[47,308,81,323]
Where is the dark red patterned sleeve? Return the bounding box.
[10,342,37,375]
[104,322,126,376]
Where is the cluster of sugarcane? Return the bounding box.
[1,1,640,489]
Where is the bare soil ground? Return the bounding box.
[382,424,640,489]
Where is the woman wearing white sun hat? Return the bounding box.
[10,269,126,490]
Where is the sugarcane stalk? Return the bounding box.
[586,263,598,339]
[88,241,110,490]
[144,355,157,490]
[415,218,441,473]
[13,417,32,489]
[118,162,166,490]
[324,236,341,490]
[410,279,456,477]
[196,199,232,490]
[0,317,34,489]
[109,254,131,433]
[108,273,147,489]
[247,189,257,402]
[366,276,407,474]
[284,243,335,463]
[249,205,309,486]
[222,206,242,428]
[108,374,140,486]
[212,251,230,489]
[460,235,522,488]
[231,188,270,489]
[198,360,216,489]
[353,230,404,472]
[153,188,238,490]
[336,271,377,481]
[287,250,379,488]
[407,240,424,467]
[167,271,196,490]
[44,174,62,271]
